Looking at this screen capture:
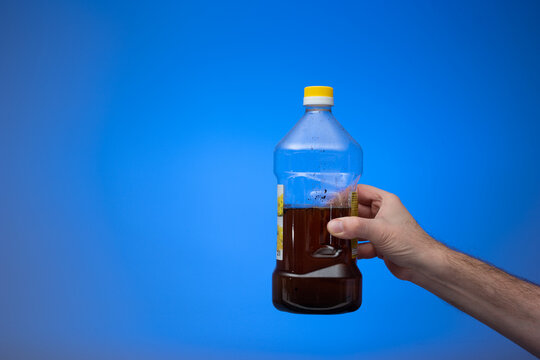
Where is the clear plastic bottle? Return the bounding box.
[273,86,363,314]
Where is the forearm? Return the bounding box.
[412,247,540,356]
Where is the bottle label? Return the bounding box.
[277,184,284,260]
[350,191,358,259]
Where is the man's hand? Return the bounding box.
[327,184,540,357]
[327,184,447,282]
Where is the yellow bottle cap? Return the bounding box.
[303,86,334,106]
[304,86,333,98]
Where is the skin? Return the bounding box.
[327,184,540,357]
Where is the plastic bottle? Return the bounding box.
[273,86,363,314]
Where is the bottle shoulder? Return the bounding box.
[274,112,363,177]
[275,112,362,153]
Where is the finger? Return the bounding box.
[356,184,391,205]
[356,242,377,259]
[327,216,384,241]
[357,203,374,218]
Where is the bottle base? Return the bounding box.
[272,270,362,315]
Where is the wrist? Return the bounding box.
[409,241,454,287]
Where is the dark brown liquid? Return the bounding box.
[273,207,362,314]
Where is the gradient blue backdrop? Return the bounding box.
[1,0,539,359]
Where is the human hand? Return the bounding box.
[327,184,448,282]
[327,186,540,356]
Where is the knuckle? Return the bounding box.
[386,192,401,203]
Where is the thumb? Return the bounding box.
[327,217,384,242]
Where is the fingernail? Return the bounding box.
[328,219,344,234]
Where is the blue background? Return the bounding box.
[1,0,539,358]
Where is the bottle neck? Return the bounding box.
[304,105,332,113]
